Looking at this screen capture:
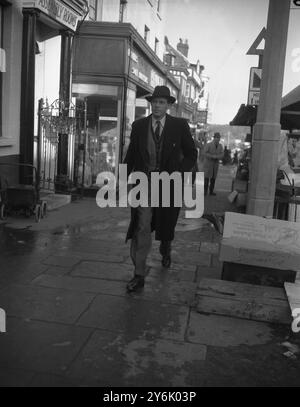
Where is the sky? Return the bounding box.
[163,0,300,124]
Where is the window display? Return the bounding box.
[72,83,122,187]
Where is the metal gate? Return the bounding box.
[36,98,87,192]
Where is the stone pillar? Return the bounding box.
[57,30,74,183]
[247,0,290,216]
[59,30,73,105]
[20,8,38,175]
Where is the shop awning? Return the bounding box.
[230,85,300,130]
[229,104,257,127]
[281,85,300,131]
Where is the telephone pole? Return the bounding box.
[247,0,290,216]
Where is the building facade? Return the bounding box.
[164,36,209,129]
[71,0,180,187]
[1,1,205,193]
[0,0,87,189]
[0,0,23,185]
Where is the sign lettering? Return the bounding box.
[292,308,300,333]
[0,308,6,333]
[24,0,80,31]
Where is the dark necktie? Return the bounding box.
[154,121,160,143]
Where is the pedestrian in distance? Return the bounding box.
[123,85,197,292]
[222,146,232,165]
[203,132,224,196]
[233,150,238,165]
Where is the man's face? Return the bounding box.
[214,136,220,145]
[151,98,169,119]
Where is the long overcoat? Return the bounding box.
[203,141,224,179]
[124,114,197,242]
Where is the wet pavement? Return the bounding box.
[0,165,300,387]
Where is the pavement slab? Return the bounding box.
[0,260,48,289]
[71,261,133,281]
[0,284,96,324]
[196,266,223,281]
[31,274,127,297]
[199,242,220,254]
[0,367,35,387]
[147,250,212,267]
[0,319,93,375]
[53,250,125,264]
[130,278,197,307]
[67,329,207,387]
[76,294,190,341]
[44,266,74,277]
[148,265,196,282]
[28,372,79,387]
[203,341,300,387]
[42,255,82,268]
[187,311,274,347]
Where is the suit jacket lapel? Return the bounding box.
[138,115,151,165]
[160,114,174,168]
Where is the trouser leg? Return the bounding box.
[159,240,171,256]
[204,177,209,195]
[209,177,216,193]
[130,206,152,277]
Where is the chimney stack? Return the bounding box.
[176,38,189,58]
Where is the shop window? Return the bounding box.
[154,37,159,55]
[185,83,190,98]
[122,87,136,161]
[144,25,150,43]
[72,83,122,185]
[88,0,97,21]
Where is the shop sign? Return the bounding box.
[248,67,262,105]
[249,67,262,91]
[23,0,80,31]
[130,46,164,89]
[248,90,260,106]
[150,69,164,88]
[197,110,208,124]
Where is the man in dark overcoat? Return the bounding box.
[123,86,197,292]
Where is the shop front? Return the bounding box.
[230,84,300,219]
[0,0,23,187]
[20,0,86,189]
[72,21,180,188]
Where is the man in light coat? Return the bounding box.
[203,132,224,196]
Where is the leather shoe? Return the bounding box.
[162,254,171,268]
[209,191,216,196]
[126,276,145,292]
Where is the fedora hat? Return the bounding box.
[145,86,176,104]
